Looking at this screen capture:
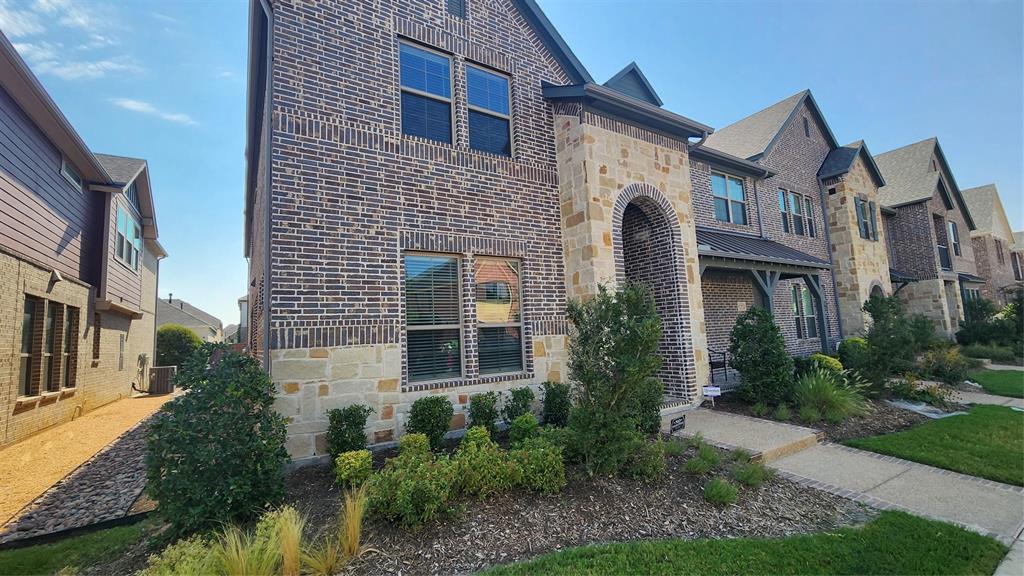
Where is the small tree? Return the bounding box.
[565,282,663,476]
[146,344,288,537]
[862,295,915,383]
[728,307,793,405]
[156,324,202,368]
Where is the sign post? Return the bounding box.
[704,385,722,406]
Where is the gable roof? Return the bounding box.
[703,90,838,161]
[94,154,146,186]
[157,298,223,332]
[602,62,662,107]
[1014,231,1024,251]
[818,140,885,187]
[962,184,1013,239]
[513,0,592,84]
[874,138,976,229]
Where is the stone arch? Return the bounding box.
[611,183,696,400]
[869,281,885,299]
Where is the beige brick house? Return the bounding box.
[963,184,1021,305]
[0,32,165,448]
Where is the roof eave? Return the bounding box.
[689,144,776,178]
[514,0,593,84]
[243,0,270,259]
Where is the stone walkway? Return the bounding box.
[0,396,170,544]
[674,408,1024,545]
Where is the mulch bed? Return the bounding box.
[707,393,930,443]
[284,445,873,576]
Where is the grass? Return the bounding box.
[0,522,145,575]
[846,405,1024,486]
[486,511,1007,575]
[969,370,1024,398]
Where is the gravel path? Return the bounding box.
[0,413,159,544]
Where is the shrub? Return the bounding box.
[909,314,940,352]
[565,283,663,476]
[957,297,1004,346]
[732,461,773,488]
[888,377,953,409]
[140,535,215,576]
[541,381,571,427]
[664,438,687,457]
[798,405,821,423]
[468,392,500,438]
[684,456,717,475]
[146,344,288,537]
[275,507,305,576]
[749,402,770,417]
[335,450,372,487]
[399,433,431,458]
[621,439,666,482]
[455,426,522,499]
[155,324,202,369]
[339,485,371,559]
[729,448,753,463]
[772,404,791,421]
[538,426,581,463]
[918,348,970,385]
[367,448,456,527]
[729,307,794,406]
[704,478,738,505]
[213,509,285,576]
[961,344,1017,363]
[811,353,843,374]
[511,437,567,494]
[838,337,870,375]
[862,296,916,384]
[502,386,535,425]
[406,396,454,452]
[326,404,373,460]
[792,369,871,423]
[684,441,721,474]
[509,413,539,447]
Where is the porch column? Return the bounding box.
[751,270,781,314]
[803,274,830,353]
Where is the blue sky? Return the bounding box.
[0,0,1021,324]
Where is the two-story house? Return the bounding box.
[1014,232,1024,286]
[156,296,224,343]
[963,184,1019,305]
[0,32,164,448]
[876,138,980,337]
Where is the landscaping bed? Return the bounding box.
[708,393,929,443]
[284,446,872,576]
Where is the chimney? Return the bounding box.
[168,293,173,303]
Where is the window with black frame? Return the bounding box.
[19,297,36,396]
[778,189,790,233]
[792,284,818,339]
[399,43,452,144]
[466,65,511,156]
[405,254,462,382]
[789,191,805,235]
[711,172,747,225]
[475,258,522,375]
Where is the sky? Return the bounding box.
[0,0,1021,325]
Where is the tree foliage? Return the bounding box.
[728,307,794,405]
[156,324,202,368]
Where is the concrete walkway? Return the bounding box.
[995,533,1024,576]
[674,409,1024,545]
[955,390,1024,408]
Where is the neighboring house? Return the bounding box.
[223,324,240,344]
[875,138,981,337]
[963,184,1019,305]
[0,31,164,448]
[1014,232,1024,285]
[156,296,223,343]
[237,295,248,346]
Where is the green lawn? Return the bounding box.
[486,511,1006,575]
[846,405,1023,486]
[969,370,1024,398]
[0,522,144,575]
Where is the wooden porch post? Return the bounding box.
[750,270,781,314]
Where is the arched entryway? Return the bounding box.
[612,183,695,400]
[869,283,885,299]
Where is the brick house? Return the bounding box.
[156,296,225,342]
[962,184,1021,305]
[0,32,165,448]
[875,138,981,337]
[1014,232,1024,286]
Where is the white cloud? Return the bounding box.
[78,33,117,50]
[33,0,101,31]
[15,40,141,80]
[151,12,179,24]
[13,40,61,62]
[0,0,45,37]
[111,98,197,126]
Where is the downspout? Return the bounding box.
[261,0,273,371]
[817,176,845,345]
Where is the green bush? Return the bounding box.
[367,446,456,527]
[732,461,773,488]
[621,439,666,482]
[888,377,953,409]
[454,426,522,499]
[541,381,572,427]
[140,535,215,576]
[565,283,663,477]
[729,448,753,463]
[509,413,539,447]
[664,438,687,457]
[909,314,940,352]
[511,437,566,494]
[729,307,794,406]
[961,344,1017,363]
[335,450,372,487]
[862,296,916,384]
[502,386,535,425]
[749,402,770,417]
[957,298,1008,346]
[792,369,871,423]
[406,396,453,452]
[538,426,581,463]
[684,441,721,474]
[772,404,791,421]
[838,337,870,376]
[145,344,288,537]
[399,432,431,458]
[155,324,202,369]
[811,353,843,374]
[798,405,821,423]
[326,404,373,460]
[703,478,738,505]
[918,347,970,385]
[468,392,500,438]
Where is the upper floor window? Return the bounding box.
[854,197,878,241]
[466,65,511,156]
[802,117,811,138]
[711,173,747,225]
[116,205,142,271]
[778,189,790,233]
[803,197,816,237]
[447,0,466,18]
[61,157,82,190]
[789,191,805,235]
[405,254,462,382]
[778,189,816,238]
[995,239,1005,264]
[125,181,140,212]
[475,258,522,375]
[399,43,452,145]
[1013,252,1022,281]
[792,284,818,339]
[948,221,961,256]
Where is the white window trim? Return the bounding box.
[465,62,514,157]
[60,156,83,190]
[398,41,455,146]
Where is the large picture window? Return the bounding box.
[792,284,818,340]
[399,43,452,144]
[711,173,747,225]
[405,254,462,382]
[475,258,522,375]
[466,65,511,156]
[116,205,142,271]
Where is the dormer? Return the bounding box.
[602,62,663,107]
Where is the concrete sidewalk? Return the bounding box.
[955,390,1024,409]
[674,408,821,462]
